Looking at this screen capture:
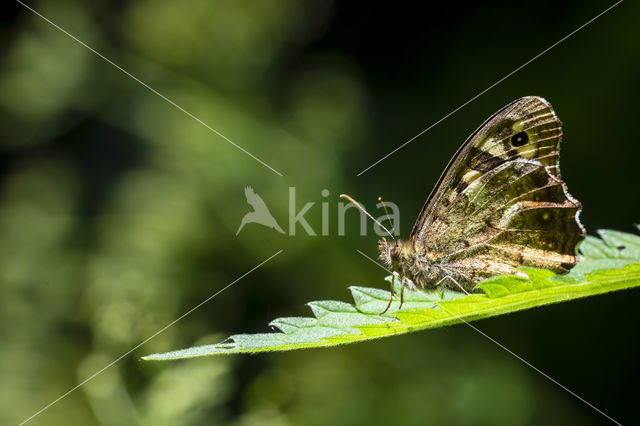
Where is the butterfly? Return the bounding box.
[344,96,585,313]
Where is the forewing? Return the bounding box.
[409,96,585,284]
[411,96,565,239]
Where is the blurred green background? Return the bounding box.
[1,1,638,425]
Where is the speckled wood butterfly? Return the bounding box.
[344,96,585,312]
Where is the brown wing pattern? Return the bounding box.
[408,96,584,287]
[411,96,564,239]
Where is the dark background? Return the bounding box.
[1,1,638,425]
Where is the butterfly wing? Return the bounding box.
[409,96,585,286]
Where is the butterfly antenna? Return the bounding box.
[340,194,397,243]
[378,197,395,231]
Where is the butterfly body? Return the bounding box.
[378,96,585,294]
[379,238,443,290]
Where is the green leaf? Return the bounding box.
[142,227,640,360]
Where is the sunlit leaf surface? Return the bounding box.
[143,227,640,360]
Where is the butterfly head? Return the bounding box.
[378,237,412,271]
[339,194,409,270]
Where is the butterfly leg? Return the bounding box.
[447,276,470,295]
[380,272,400,315]
[434,275,470,295]
[398,276,407,311]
